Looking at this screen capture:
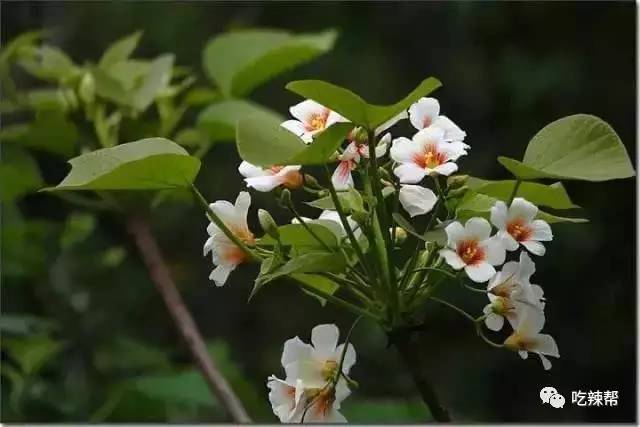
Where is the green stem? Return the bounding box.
[429,296,476,323]
[191,184,260,261]
[288,277,380,322]
[410,267,457,279]
[507,179,522,205]
[333,315,363,387]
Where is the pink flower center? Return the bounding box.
[306,111,329,131]
[413,144,446,169]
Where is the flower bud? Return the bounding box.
[350,127,368,144]
[447,186,469,198]
[304,174,321,189]
[282,170,304,190]
[351,210,369,225]
[279,188,292,207]
[393,227,407,246]
[258,209,279,239]
[78,72,95,104]
[447,174,469,189]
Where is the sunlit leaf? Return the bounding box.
[464,177,578,209]
[98,31,143,69]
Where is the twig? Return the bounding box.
[127,216,251,423]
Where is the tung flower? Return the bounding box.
[331,134,391,190]
[398,184,438,217]
[238,161,303,192]
[203,192,254,286]
[439,217,506,283]
[483,251,545,331]
[503,304,560,370]
[408,97,467,144]
[490,198,553,256]
[281,100,347,143]
[390,126,467,182]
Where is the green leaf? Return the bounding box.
[0,30,44,65]
[197,100,283,143]
[44,138,201,191]
[99,31,143,69]
[237,113,352,166]
[94,337,171,372]
[261,252,346,284]
[306,188,364,213]
[2,335,65,375]
[17,45,80,83]
[258,223,338,251]
[131,54,174,111]
[465,177,578,209]
[456,191,587,224]
[499,115,635,181]
[203,29,337,97]
[1,110,78,157]
[130,371,214,407]
[0,145,43,201]
[285,77,441,129]
[60,212,96,249]
[291,273,340,306]
[0,315,57,335]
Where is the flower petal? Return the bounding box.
[238,161,267,178]
[497,230,519,252]
[331,161,354,191]
[245,175,283,192]
[209,263,235,286]
[530,219,553,241]
[311,324,340,360]
[439,248,466,270]
[485,312,505,331]
[521,240,546,256]
[408,97,440,130]
[490,201,508,229]
[509,198,538,222]
[334,343,356,374]
[444,221,466,248]
[398,185,438,217]
[432,115,467,142]
[390,136,422,163]
[465,262,496,283]
[290,100,326,123]
[281,120,307,138]
[534,333,560,358]
[484,236,506,266]
[465,217,492,240]
[281,336,313,367]
[393,163,427,184]
[429,162,458,176]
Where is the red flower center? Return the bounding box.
[457,239,485,265]
[414,144,446,169]
[506,218,532,242]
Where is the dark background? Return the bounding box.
[2,1,636,422]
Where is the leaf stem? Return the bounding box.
[507,179,522,205]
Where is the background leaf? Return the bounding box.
[464,177,578,209]
[98,31,143,69]
[203,29,337,97]
[0,145,43,201]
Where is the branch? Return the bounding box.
[127,216,251,423]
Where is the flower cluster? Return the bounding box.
[201,92,563,422]
[267,324,356,423]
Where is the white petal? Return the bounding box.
[429,162,458,176]
[281,336,313,367]
[209,263,235,286]
[267,376,296,422]
[483,236,506,266]
[533,333,560,358]
[234,191,251,220]
[490,201,508,229]
[509,198,538,222]
[326,110,348,127]
[530,219,553,241]
[398,185,438,217]
[209,200,237,227]
[437,140,468,161]
[497,230,519,251]
[517,304,545,336]
[538,353,552,370]
[203,236,214,256]
[465,262,496,283]
[485,312,505,332]
[393,163,426,184]
[238,161,267,179]
[281,120,307,138]
[413,125,445,147]
[375,133,391,158]
[245,175,283,192]
[390,136,422,163]
[465,217,492,240]
[439,248,466,270]
[444,221,466,248]
[432,115,466,142]
[408,97,440,130]
[517,252,536,282]
[334,343,356,374]
[331,161,354,190]
[290,100,326,123]
[518,350,529,360]
[521,240,546,256]
[311,324,340,360]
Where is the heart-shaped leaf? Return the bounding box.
[499,114,634,182]
[44,138,200,191]
[464,177,578,209]
[285,77,441,129]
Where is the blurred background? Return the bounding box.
[1,1,636,423]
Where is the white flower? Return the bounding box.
[490,198,553,256]
[293,210,362,240]
[270,324,355,423]
[408,97,467,144]
[483,252,545,331]
[390,126,467,182]
[331,133,392,190]
[504,304,560,370]
[203,192,254,286]
[281,100,347,143]
[439,217,506,283]
[398,184,438,217]
[238,161,303,192]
